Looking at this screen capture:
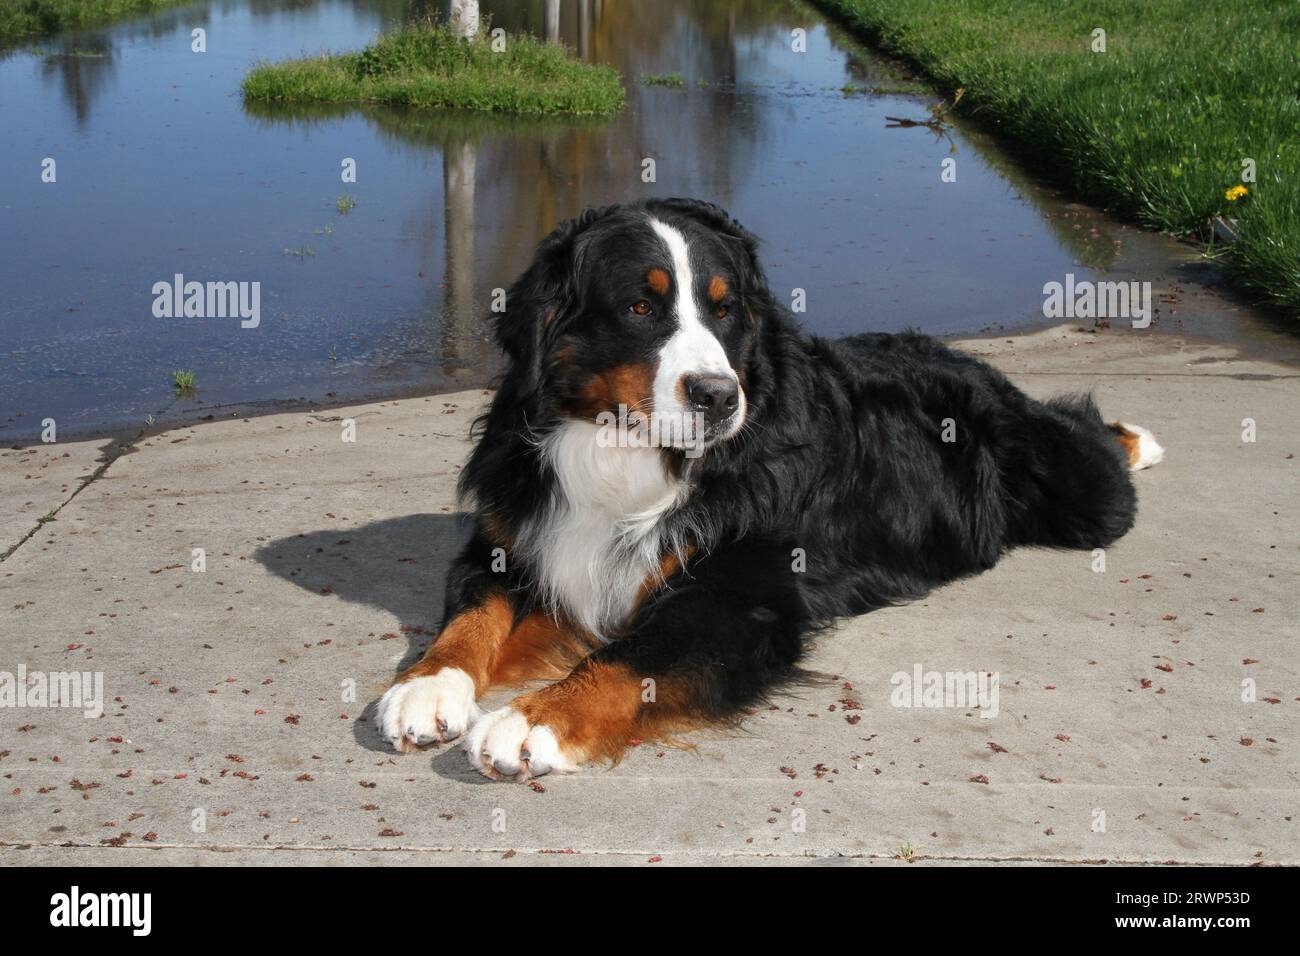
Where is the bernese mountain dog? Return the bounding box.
[375,197,1164,780]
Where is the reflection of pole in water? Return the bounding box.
[41,38,115,126]
[544,0,561,43]
[441,139,477,363]
[578,0,591,58]
[444,0,479,38]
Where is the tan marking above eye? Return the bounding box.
[630,300,653,316]
[708,275,728,303]
[646,268,670,296]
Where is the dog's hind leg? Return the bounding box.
[1109,421,1166,471]
[1006,394,1145,551]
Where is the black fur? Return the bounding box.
[448,198,1139,723]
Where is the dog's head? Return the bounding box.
[496,198,772,451]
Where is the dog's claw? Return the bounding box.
[374,669,480,752]
[464,706,575,781]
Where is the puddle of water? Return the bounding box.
[1,0,1294,442]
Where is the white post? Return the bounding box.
[444,0,479,38]
[544,0,561,43]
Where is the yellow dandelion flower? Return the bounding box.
[1225,185,1248,201]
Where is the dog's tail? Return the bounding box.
[1109,421,1165,471]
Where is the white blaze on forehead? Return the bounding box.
[648,218,735,411]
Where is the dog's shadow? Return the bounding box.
[255,513,482,768]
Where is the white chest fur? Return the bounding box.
[519,421,684,637]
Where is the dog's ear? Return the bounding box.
[497,205,618,392]
[646,198,776,319]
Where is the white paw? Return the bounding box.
[464,706,574,781]
[375,668,479,753]
[1118,421,1165,471]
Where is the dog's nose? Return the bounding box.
[683,374,739,426]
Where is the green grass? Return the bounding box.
[0,0,192,42]
[172,369,196,392]
[817,0,1300,317]
[335,194,356,214]
[242,22,625,117]
[27,45,106,57]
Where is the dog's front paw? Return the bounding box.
[464,706,576,781]
[375,668,479,753]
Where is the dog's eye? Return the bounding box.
[629,300,654,317]
[715,305,730,320]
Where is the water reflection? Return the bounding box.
[2,0,1290,443]
[244,0,799,376]
[38,39,114,125]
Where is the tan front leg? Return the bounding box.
[375,592,514,752]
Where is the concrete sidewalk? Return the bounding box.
[1,325,1296,866]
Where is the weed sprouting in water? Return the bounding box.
[641,72,685,88]
[886,87,964,131]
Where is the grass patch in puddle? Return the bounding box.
[0,0,192,41]
[242,21,625,117]
[841,81,930,96]
[172,369,196,394]
[817,0,1300,317]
